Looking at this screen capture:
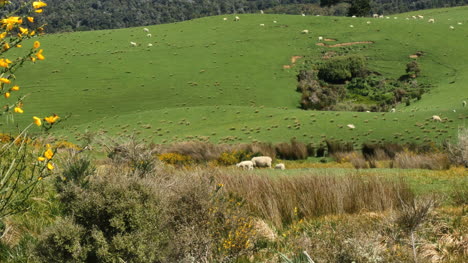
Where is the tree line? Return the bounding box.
[3,0,467,33]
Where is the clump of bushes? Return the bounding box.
[275,139,309,160]
[317,55,368,84]
[158,152,193,166]
[216,150,255,166]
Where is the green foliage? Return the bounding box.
[348,0,371,17]
[317,55,367,83]
[406,60,421,77]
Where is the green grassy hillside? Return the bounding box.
[5,6,468,145]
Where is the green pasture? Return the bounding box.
[3,6,468,144]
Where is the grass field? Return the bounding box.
[5,6,468,144]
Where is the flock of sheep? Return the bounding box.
[236,156,285,170]
[129,27,153,47]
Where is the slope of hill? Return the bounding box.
[7,6,468,145]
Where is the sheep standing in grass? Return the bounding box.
[347,124,355,129]
[234,16,240,21]
[147,43,153,47]
[428,18,435,23]
[390,108,396,113]
[432,115,442,122]
[146,33,152,37]
[223,17,227,21]
[143,28,149,32]
[236,160,254,170]
[275,163,285,170]
[318,36,323,41]
[373,14,379,18]
[301,29,309,34]
[130,41,137,47]
[260,10,264,14]
[260,24,265,27]
[462,100,466,107]
[252,156,272,168]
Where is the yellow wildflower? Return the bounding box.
[19,27,28,34]
[30,57,36,62]
[34,9,43,13]
[0,58,12,68]
[44,114,59,124]
[33,1,47,9]
[3,43,9,50]
[29,30,35,36]
[27,17,34,23]
[33,116,42,126]
[16,44,21,48]
[14,107,23,113]
[11,85,19,91]
[37,156,45,161]
[47,162,54,170]
[44,148,53,159]
[4,92,10,98]
[33,41,40,49]
[0,32,6,39]
[36,49,45,60]
[0,78,10,83]
[38,177,43,180]
[1,17,22,30]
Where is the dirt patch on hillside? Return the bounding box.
[409,51,424,59]
[316,41,374,47]
[324,38,337,41]
[291,56,302,64]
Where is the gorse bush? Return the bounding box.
[158,152,193,166]
[317,55,367,84]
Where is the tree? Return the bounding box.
[348,0,371,17]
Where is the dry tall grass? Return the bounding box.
[446,127,468,167]
[216,172,414,227]
[393,152,451,170]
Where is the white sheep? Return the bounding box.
[432,115,442,122]
[366,21,371,24]
[130,41,137,47]
[349,25,354,28]
[260,10,264,14]
[234,16,240,21]
[379,15,384,18]
[301,29,309,34]
[318,36,323,41]
[273,21,277,23]
[365,111,371,113]
[462,100,466,107]
[412,16,417,19]
[260,24,265,27]
[373,14,379,18]
[418,15,424,19]
[274,163,285,170]
[386,16,390,19]
[390,108,396,113]
[450,26,455,29]
[143,28,149,32]
[236,160,254,170]
[352,15,356,18]
[301,13,305,16]
[147,43,153,47]
[394,17,398,19]
[223,17,227,21]
[146,33,152,37]
[458,22,462,25]
[347,124,356,129]
[428,18,435,23]
[251,156,272,168]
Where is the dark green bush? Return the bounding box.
[318,55,367,83]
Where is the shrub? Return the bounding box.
[56,152,95,190]
[158,152,193,166]
[317,55,367,83]
[326,140,354,155]
[216,150,254,166]
[446,127,468,167]
[406,60,421,78]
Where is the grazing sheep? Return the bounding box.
[236,160,254,170]
[379,15,384,18]
[373,14,379,18]
[234,16,240,21]
[462,100,466,107]
[223,17,227,21]
[390,108,396,113]
[143,28,149,32]
[251,156,272,168]
[347,124,355,129]
[386,16,390,19]
[318,36,323,41]
[260,10,264,14]
[428,18,435,23]
[349,25,354,28]
[275,163,285,170]
[352,15,356,18]
[147,43,153,47]
[450,26,455,29]
[130,41,137,47]
[432,115,442,122]
[146,33,152,37]
[453,109,457,113]
[260,24,265,26]
[394,17,398,19]
[412,16,417,19]
[273,20,277,23]
[301,13,305,16]
[458,22,462,25]
[418,15,424,19]
[301,29,309,34]
[367,21,371,24]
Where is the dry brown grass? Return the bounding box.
[393,152,451,170]
[216,171,414,228]
[446,127,468,167]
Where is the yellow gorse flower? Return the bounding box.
[44,114,59,124]
[1,16,22,30]
[46,162,54,170]
[44,148,53,160]
[33,41,40,49]
[33,116,42,126]
[0,77,10,83]
[14,107,23,113]
[11,85,19,91]
[37,156,45,161]
[3,43,9,50]
[33,1,47,9]
[19,27,28,34]
[27,17,34,23]
[0,58,12,68]
[36,49,45,60]
[4,92,10,98]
